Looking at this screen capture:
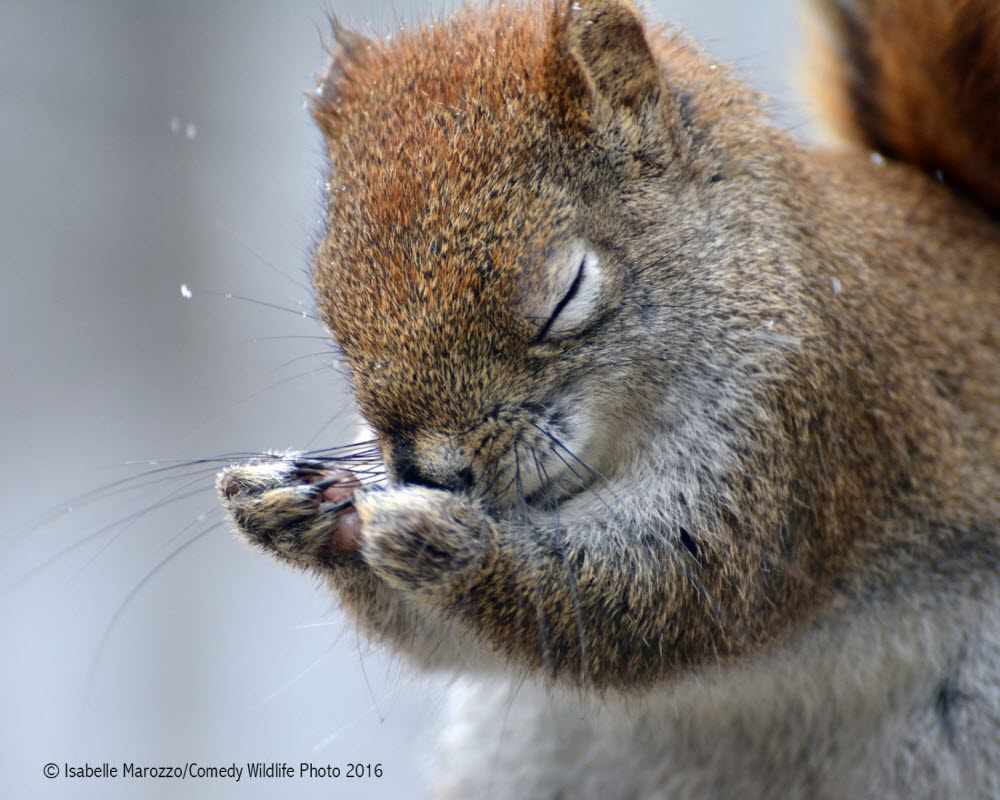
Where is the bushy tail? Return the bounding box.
[810,0,1000,216]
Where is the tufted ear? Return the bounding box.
[545,0,670,141]
[310,19,373,140]
[568,0,664,115]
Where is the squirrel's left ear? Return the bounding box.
[310,19,373,141]
[546,0,675,149]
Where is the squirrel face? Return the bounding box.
[310,4,707,508]
[316,190,642,507]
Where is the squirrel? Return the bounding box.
[218,0,1000,796]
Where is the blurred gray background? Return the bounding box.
[0,1,807,798]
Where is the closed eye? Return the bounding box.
[534,247,604,341]
[535,256,586,341]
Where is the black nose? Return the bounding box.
[391,448,475,492]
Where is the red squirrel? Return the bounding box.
[219,1,999,795]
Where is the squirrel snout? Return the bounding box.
[389,443,476,493]
[392,454,475,493]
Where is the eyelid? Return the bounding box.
[535,256,586,342]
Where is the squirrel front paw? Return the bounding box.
[217,454,361,570]
[354,486,492,600]
[219,457,493,597]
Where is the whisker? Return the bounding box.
[489,470,520,505]
[529,420,622,506]
[7,443,383,564]
[533,453,590,686]
[267,350,344,377]
[545,445,616,515]
[203,289,323,323]
[253,646,335,708]
[529,421,614,485]
[301,439,379,458]
[211,219,314,296]
[488,668,531,794]
[3,483,217,594]
[354,633,386,724]
[240,334,336,344]
[304,404,353,450]
[532,582,555,678]
[472,436,504,498]
[512,441,529,523]
[160,504,226,551]
[5,455,268,540]
[159,362,346,448]
[78,522,224,741]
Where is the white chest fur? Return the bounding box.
[428,584,999,800]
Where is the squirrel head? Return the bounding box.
[309,0,781,507]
